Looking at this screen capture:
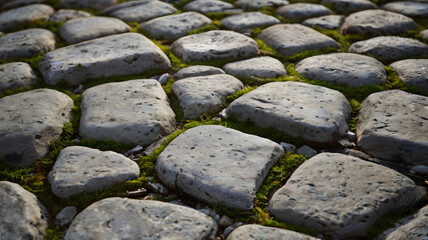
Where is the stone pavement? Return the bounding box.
[0,0,427,239]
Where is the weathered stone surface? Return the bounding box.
[258,24,340,57]
[1,0,45,10]
[356,90,428,166]
[174,65,225,80]
[50,9,92,22]
[183,0,235,14]
[296,145,317,159]
[48,146,140,198]
[221,12,280,32]
[227,224,319,240]
[276,3,332,20]
[60,0,116,11]
[60,16,131,44]
[39,33,170,86]
[65,198,218,240]
[321,0,378,14]
[0,4,54,31]
[348,36,428,63]
[0,181,49,240]
[155,125,284,209]
[295,53,386,87]
[0,89,73,167]
[108,0,177,23]
[223,56,286,78]
[171,30,259,63]
[390,59,428,92]
[0,62,37,94]
[341,9,418,37]
[80,80,176,146]
[0,28,56,60]
[172,74,244,119]
[226,81,351,144]
[302,15,344,30]
[55,206,77,226]
[235,0,289,10]
[421,29,428,41]
[269,153,424,239]
[141,12,211,40]
[382,1,428,18]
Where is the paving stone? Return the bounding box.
[172,74,244,119]
[302,15,344,30]
[341,9,418,37]
[108,0,177,23]
[269,153,424,239]
[276,3,332,21]
[80,80,176,146]
[183,0,235,14]
[221,12,280,32]
[50,9,92,22]
[155,125,284,209]
[227,224,319,240]
[140,12,212,40]
[226,81,351,144]
[258,24,340,58]
[0,181,49,240]
[102,0,149,15]
[55,206,77,226]
[60,0,116,11]
[171,30,259,63]
[0,62,37,94]
[174,65,225,80]
[64,198,218,240]
[0,89,73,167]
[295,53,386,87]
[382,1,428,18]
[223,56,286,79]
[59,16,131,44]
[348,36,428,63]
[390,59,428,92]
[235,0,289,10]
[0,4,54,32]
[1,0,45,10]
[0,28,56,60]
[48,146,140,198]
[321,0,378,14]
[39,33,170,86]
[421,29,428,41]
[356,90,428,166]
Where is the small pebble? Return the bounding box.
[125,188,148,198]
[280,142,296,153]
[411,165,428,177]
[218,215,234,227]
[296,145,317,159]
[158,73,170,85]
[145,182,170,195]
[55,206,77,226]
[346,131,356,142]
[338,138,355,148]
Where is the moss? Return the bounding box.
[5,20,63,35]
[260,6,276,17]
[162,77,184,121]
[287,47,339,63]
[188,24,218,35]
[226,86,258,104]
[206,12,234,20]
[0,54,44,74]
[255,38,281,58]
[46,0,61,8]
[45,226,63,240]
[128,22,141,33]
[385,66,427,96]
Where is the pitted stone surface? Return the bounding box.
[321,0,378,14]
[269,153,424,239]
[356,90,428,166]
[80,80,176,146]
[64,198,218,240]
[48,146,140,198]
[302,15,344,30]
[50,9,92,22]
[221,12,280,32]
[0,62,37,94]
[382,1,428,18]
[108,0,177,23]
[276,3,332,20]
[174,65,225,80]
[348,36,428,63]
[295,53,386,87]
[0,28,56,60]
[0,89,73,167]
[171,30,259,63]
[39,33,170,86]
[183,0,235,14]
[390,59,428,92]
[227,81,351,143]
[141,12,212,40]
[1,0,45,10]
[235,0,289,10]
[0,4,54,31]
[227,224,319,240]
[155,125,285,209]
[223,56,287,79]
[341,9,418,37]
[0,181,49,240]
[59,0,116,11]
[60,16,131,44]
[258,24,340,58]
[172,74,244,119]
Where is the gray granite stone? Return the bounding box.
[0,4,54,31]
[276,3,332,21]
[223,56,287,78]
[0,62,37,94]
[50,9,92,22]
[60,0,116,11]
[235,0,289,10]
[382,1,428,18]
[302,15,344,30]
[1,0,45,10]
[183,0,235,14]
[322,0,378,14]
[108,0,177,23]
[390,59,428,92]
[221,12,280,32]
[155,125,285,209]
[174,65,225,80]
[296,145,317,159]
[102,0,150,15]
[227,224,319,240]
[55,206,77,226]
